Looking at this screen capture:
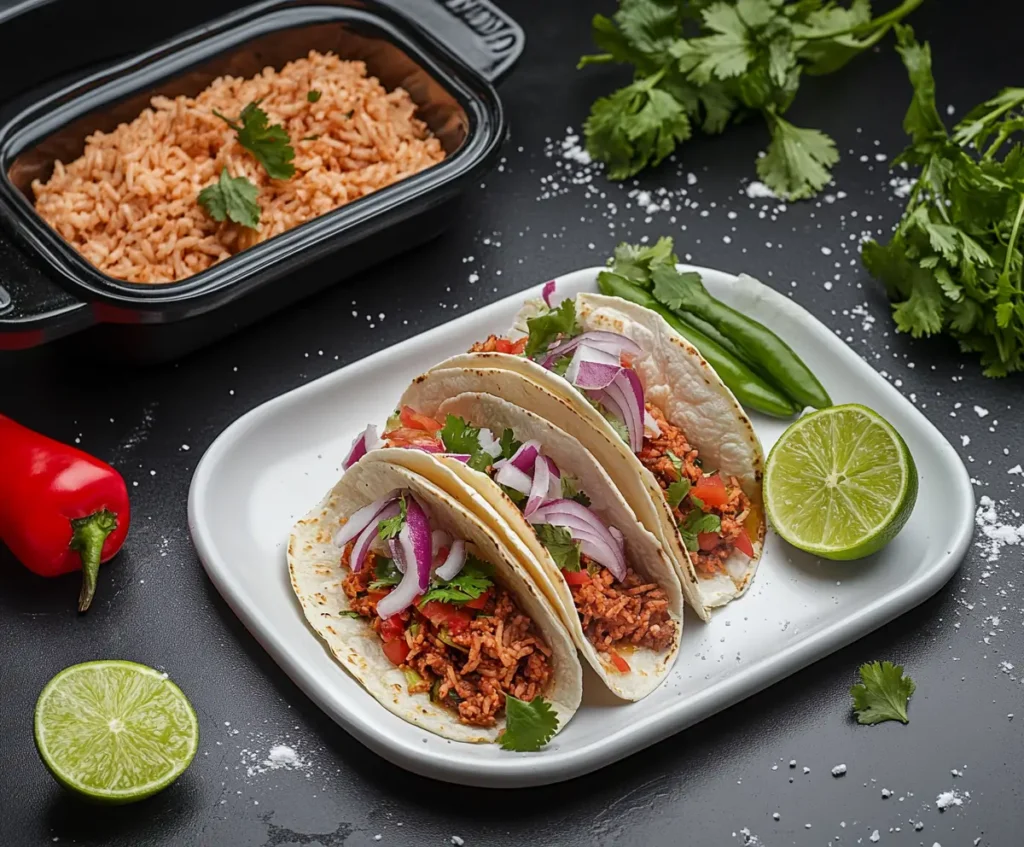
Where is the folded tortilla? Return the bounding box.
[288,459,582,743]
[377,389,683,700]
[431,292,766,620]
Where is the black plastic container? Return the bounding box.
[0,0,522,361]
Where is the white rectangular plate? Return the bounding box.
[188,266,974,787]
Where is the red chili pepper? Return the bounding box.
[0,414,130,612]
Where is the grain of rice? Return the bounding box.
[31,51,445,283]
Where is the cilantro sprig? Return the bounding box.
[197,168,261,230]
[214,100,296,180]
[561,475,592,506]
[440,416,520,472]
[677,506,721,551]
[862,25,1024,377]
[378,495,407,540]
[369,557,402,590]
[419,557,494,605]
[499,695,560,751]
[524,299,581,360]
[850,660,915,725]
[580,0,924,199]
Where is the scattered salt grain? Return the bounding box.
[935,789,963,811]
[789,759,797,768]
[973,405,989,418]
[746,181,776,199]
[451,837,465,846]
[870,830,880,842]
[881,788,892,798]
[831,764,847,777]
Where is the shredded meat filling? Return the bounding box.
[341,549,552,728]
[640,404,752,574]
[570,563,676,656]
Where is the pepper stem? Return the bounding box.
[69,509,118,612]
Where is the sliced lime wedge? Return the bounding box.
[764,404,918,560]
[34,660,199,803]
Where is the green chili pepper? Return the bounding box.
[597,273,798,418]
[648,266,832,411]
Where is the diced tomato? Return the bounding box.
[609,651,631,673]
[620,352,634,368]
[691,474,729,508]
[697,531,721,552]
[399,406,442,433]
[464,590,491,610]
[434,546,450,565]
[494,337,527,355]
[386,427,443,450]
[561,569,591,586]
[382,637,410,665]
[733,528,755,558]
[380,614,405,642]
[419,601,473,634]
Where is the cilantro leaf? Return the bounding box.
[499,695,560,751]
[850,661,915,725]
[524,299,581,360]
[338,610,363,619]
[677,507,721,552]
[609,236,677,286]
[584,78,692,181]
[377,495,407,540]
[533,524,582,572]
[441,415,483,455]
[197,168,260,229]
[550,355,573,377]
[561,475,592,506]
[758,110,839,200]
[499,428,522,460]
[214,101,296,180]
[666,478,691,509]
[369,557,402,590]
[307,89,322,103]
[419,557,494,605]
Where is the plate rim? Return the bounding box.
[188,264,975,787]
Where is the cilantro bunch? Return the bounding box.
[579,0,924,199]
[863,26,1024,376]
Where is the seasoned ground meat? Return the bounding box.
[570,563,676,656]
[640,404,752,574]
[468,334,527,354]
[341,547,552,728]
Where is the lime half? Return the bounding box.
[764,404,918,560]
[34,660,199,803]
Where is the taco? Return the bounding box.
[370,388,683,700]
[288,459,582,746]
[431,291,766,620]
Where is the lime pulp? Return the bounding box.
[34,660,199,803]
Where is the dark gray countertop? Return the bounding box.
[1,1,1021,845]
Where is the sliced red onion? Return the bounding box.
[506,440,541,473]
[388,536,406,573]
[542,330,642,369]
[405,497,433,592]
[442,453,472,463]
[644,409,661,437]
[431,530,452,558]
[592,368,644,453]
[565,344,621,390]
[435,540,467,581]
[609,526,625,552]
[342,424,382,471]
[545,456,561,478]
[527,499,627,580]
[546,461,562,502]
[541,280,556,307]
[334,494,399,547]
[524,453,551,517]
[494,462,533,494]
[477,427,503,458]
[350,505,396,573]
[377,496,432,618]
